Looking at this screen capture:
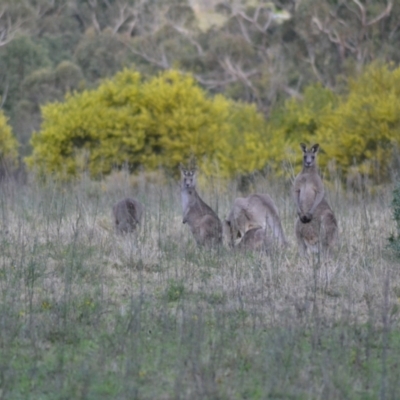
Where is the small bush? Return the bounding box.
[166,279,185,302]
[0,110,18,175]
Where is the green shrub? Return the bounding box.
[166,280,185,302]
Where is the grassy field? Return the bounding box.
[0,170,399,399]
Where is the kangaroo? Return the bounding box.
[293,143,338,256]
[112,197,143,234]
[180,166,222,247]
[223,193,288,249]
[234,227,271,253]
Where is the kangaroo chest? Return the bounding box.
[297,176,318,209]
[181,189,200,212]
[181,190,191,213]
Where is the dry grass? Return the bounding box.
[0,170,399,399]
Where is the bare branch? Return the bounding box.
[311,16,340,44]
[91,11,101,33]
[171,24,204,56]
[352,0,366,27]
[366,1,392,26]
[112,3,135,34]
[236,6,273,34]
[0,7,27,47]
[220,57,258,86]
[304,44,323,83]
[120,39,170,69]
[346,0,392,27]
[125,18,137,37]
[282,85,302,99]
[0,81,9,109]
[219,56,260,104]
[193,74,237,90]
[236,16,252,44]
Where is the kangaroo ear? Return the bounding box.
[300,143,307,153]
[311,144,320,153]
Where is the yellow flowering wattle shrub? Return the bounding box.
[26,69,270,179]
[264,84,337,176]
[265,64,400,182]
[0,110,18,171]
[318,63,400,182]
[26,63,400,183]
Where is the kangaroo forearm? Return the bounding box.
[309,191,324,214]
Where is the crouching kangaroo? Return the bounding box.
[113,197,143,234]
[223,193,288,251]
[293,143,338,256]
[180,166,222,247]
[233,227,270,253]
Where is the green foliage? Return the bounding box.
[74,29,129,82]
[0,35,51,113]
[26,69,270,179]
[0,110,18,171]
[389,183,400,257]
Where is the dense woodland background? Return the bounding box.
[0,0,399,165]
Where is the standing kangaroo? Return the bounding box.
[223,193,288,249]
[180,166,222,247]
[113,197,143,234]
[293,143,338,256]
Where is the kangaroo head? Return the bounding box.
[180,164,197,189]
[300,143,319,168]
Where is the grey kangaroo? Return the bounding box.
[113,197,143,234]
[233,227,270,253]
[180,166,222,247]
[293,143,338,256]
[223,193,288,249]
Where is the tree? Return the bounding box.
[0,35,51,114]
[74,28,131,82]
